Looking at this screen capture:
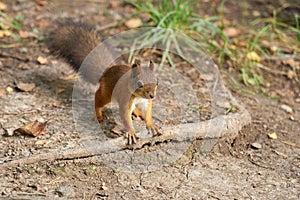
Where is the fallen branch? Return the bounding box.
[0,109,251,169]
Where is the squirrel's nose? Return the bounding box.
[149,94,154,99]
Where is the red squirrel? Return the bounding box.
[47,22,161,144]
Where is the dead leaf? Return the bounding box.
[125,18,142,28]
[35,140,47,145]
[4,128,15,136]
[0,30,11,38]
[19,30,29,39]
[37,20,49,28]
[37,55,48,65]
[34,0,48,6]
[53,100,62,107]
[6,86,14,93]
[269,45,277,52]
[289,116,295,121]
[0,1,7,10]
[287,70,296,79]
[252,10,260,17]
[109,1,120,8]
[283,58,299,68]
[281,104,293,114]
[268,132,278,140]
[0,88,6,96]
[16,82,36,92]
[223,27,239,38]
[246,51,261,62]
[55,88,65,95]
[14,120,47,137]
[60,73,77,81]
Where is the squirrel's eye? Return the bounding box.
[137,80,144,88]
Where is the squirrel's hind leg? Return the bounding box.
[95,85,111,123]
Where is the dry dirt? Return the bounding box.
[0,0,299,199]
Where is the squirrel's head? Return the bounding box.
[130,60,158,100]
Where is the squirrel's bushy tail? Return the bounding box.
[47,21,109,83]
[47,21,100,72]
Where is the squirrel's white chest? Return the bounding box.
[130,97,149,115]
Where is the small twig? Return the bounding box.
[260,54,300,61]
[0,43,22,49]
[0,52,30,62]
[96,21,122,32]
[254,63,287,75]
[248,154,275,170]
[278,139,300,148]
[13,192,47,197]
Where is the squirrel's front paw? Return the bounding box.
[146,124,162,137]
[125,130,138,145]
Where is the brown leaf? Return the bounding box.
[37,55,48,65]
[0,2,7,10]
[19,30,29,39]
[37,20,49,28]
[16,82,36,92]
[124,18,142,28]
[34,0,48,6]
[268,132,278,140]
[109,1,120,9]
[35,140,47,145]
[223,27,239,38]
[55,88,65,95]
[14,120,47,137]
[53,100,62,107]
[287,70,296,80]
[283,58,299,69]
[0,88,6,96]
[0,30,11,38]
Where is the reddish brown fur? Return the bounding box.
[95,65,131,121]
[95,63,161,145]
[47,22,160,145]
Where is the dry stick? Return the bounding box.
[0,52,30,62]
[0,110,251,169]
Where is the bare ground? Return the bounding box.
[0,0,299,199]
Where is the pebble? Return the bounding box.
[251,142,262,149]
[280,104,293,114]
[4,128,15,136]
[55,186,75,197]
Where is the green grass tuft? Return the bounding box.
[0,11,24,42]
[129,0,300,92]
[129,0,230,69]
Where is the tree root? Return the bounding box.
[0,110,251,169]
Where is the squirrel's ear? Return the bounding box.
[132,59,141,69]
[132,59,141,76]
[133,59,141,66]
[149,60,155,71]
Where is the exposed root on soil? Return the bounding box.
[0,110,251,169]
